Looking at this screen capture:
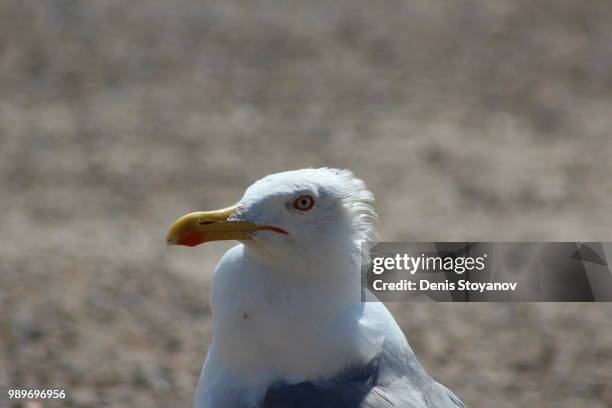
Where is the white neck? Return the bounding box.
[209,240,367,388]
[245,237,363,296]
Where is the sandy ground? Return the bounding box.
[1,1,612,407]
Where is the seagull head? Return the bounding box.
[166,168,377,265]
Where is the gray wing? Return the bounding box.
[259,337,465,408]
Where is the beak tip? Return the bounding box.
[166,232,179,246]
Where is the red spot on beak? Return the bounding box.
[177,230,206,247]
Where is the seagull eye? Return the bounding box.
[292,195,315,211]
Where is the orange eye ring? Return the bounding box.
[293,195,315,211]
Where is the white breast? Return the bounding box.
[209,244,368,382]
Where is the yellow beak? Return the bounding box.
[166,205,287,247]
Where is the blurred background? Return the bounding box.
[1,1,612,407]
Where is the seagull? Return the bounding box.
[166,168,466,408]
